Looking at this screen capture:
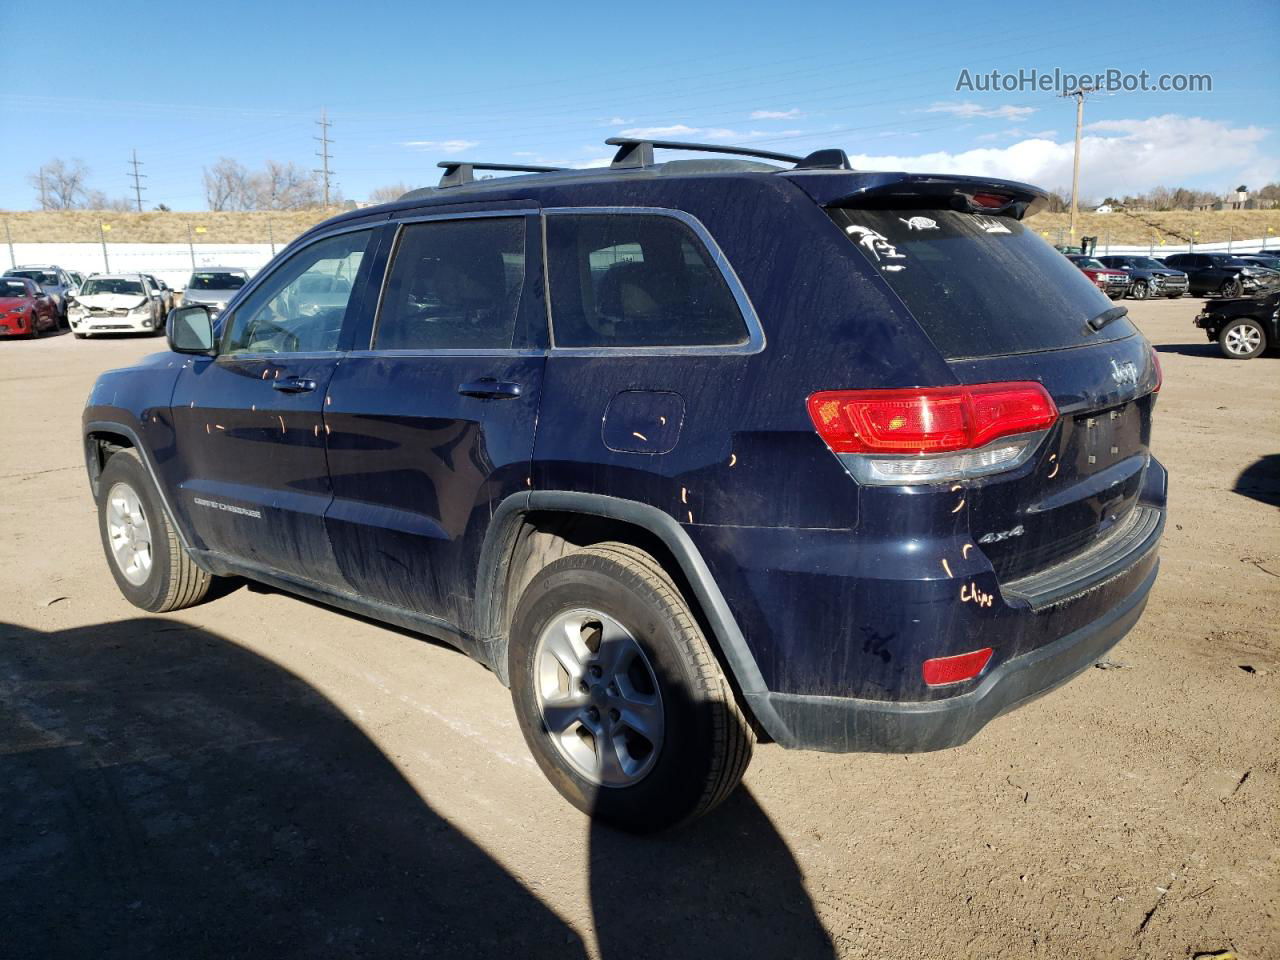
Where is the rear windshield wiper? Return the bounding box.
[1088,305,1128,332]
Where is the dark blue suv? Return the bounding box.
[83,139,1166,832]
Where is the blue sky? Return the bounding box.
[3,0,1277,210]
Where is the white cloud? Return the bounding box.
[924,101,1037,121]
[618,124,700,139]
[975,127,1058,142]
[750,108,802,120]
[617,123,804,144]
[401,139,478,154]
[845,115,1275,199]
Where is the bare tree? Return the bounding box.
[203,157,252,211]
[28,158,91,209]
[249,161,322,210]
[367,183,414,204]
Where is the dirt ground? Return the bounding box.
[0,297,1276,960]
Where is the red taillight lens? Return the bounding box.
[807,383,1058,455]
[970,193,1009,209]
[1150,347,1163,393]
[922,648,993,686]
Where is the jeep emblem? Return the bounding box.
[1110,359,1138,387]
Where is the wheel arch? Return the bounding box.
[474,491,788,743]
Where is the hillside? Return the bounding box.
[1,207,1277,248]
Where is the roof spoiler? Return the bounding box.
[804,173,1048,219]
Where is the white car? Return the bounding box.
[68,274,165,338]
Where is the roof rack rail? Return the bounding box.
[605,138,852,172]
[437,161,568,188]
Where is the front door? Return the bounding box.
[322,212,545,631]
[168,228,378,584]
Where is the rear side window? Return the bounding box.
[375,217,525,350]
[828,208,1135,359]
[546,213,747,348]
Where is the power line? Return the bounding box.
[314,109,333,207]
[128,148,147,212]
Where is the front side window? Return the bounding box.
[546,213,748,348]
[223,230,372,355]
[374,217,526,350]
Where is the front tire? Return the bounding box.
[96,449,216,611]
[508,542,753,832]
[1219,278,1243,298]
[1219,318,1266,359]
[1129,280,1149,300]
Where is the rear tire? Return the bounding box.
[1219,318,1266,359]
[96,449,216,612]
[508,542,753,832]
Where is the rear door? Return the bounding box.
[322,210,545,630]
[828,207,1159,584]
[168,227,378,584]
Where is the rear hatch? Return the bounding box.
[821,194,1158,583]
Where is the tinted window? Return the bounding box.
[827,208,1135,360]
[223,230,372,354]
[11,269,58,285]
[374,217,525,350]
[1,279,33,296]
[188,271,248,290]
[546,214,748,348]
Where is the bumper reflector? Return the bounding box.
[923,648,993,686]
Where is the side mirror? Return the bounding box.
[167,305,215,355]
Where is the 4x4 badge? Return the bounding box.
[978,524,1024,544]
[1110,359,1139,386]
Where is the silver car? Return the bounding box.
[181,267,250,318]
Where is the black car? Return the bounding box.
[1162,252,1274,297]
[1193,290,1279,359]
[81,137,1166,831]
[1098,255,1189,299]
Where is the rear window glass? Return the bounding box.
[827,208,1135,359]
[546,214,748,348]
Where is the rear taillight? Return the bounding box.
[807,382,1058,485]
[1150,347,1163,393]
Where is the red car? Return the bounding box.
[0,276,60,338]
[1064,255,1131,301]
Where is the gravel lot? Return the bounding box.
[1,297,1276,960]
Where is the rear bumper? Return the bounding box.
[748,558,1155,752]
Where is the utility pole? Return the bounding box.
[314,108,333,208]
[1062,83,1095,245]
[4,220,14,270]
[128,149,147,212]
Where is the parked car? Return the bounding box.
[1193,290,1279,359]
[1161,253,1274,297]
[68,274,164,338]
[143,273,175,315]
[1065,254,1131,299]
[0,276,60,338]
[1097,256,1189,299]
[180,267,250,317]
[9,264,74,322]
[67,270,86,292]
[1237,254,1280,273]
[83,140,1166,831]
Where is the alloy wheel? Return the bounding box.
[105,482,153,586]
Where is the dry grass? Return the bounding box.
[2,207,1278,248]
[0,209,342,245]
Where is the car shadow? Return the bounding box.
[0,617,831,958]
[1233,454,1280,507]
[1153,342,1219,358]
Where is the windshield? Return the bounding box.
[1073,258,1106,269]
[81,278,144,296]
[1130,258,1168,269]
[10,269,58,285]
[828,208,1134,360]
[187,271,247,291]
[1,279,32,297]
